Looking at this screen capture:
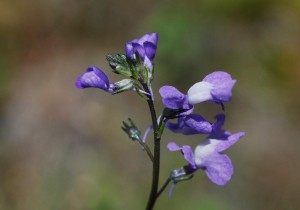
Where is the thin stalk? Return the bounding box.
[143,84,161,210]
[157,177,171,198]
[138,140,154,162]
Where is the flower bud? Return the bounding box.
[113,79,135,94]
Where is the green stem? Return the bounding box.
[157,177,171,198]
[143,84,160,210]
[138,141,154,162]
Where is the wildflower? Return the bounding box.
[125,33,158,70]
[76,66,114,92]
[159,71,236,110]
[167,114,245,185]
[187,71,236,106]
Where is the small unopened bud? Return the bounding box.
[113,79,135,94]
[121,118,141,141]
[106,54,133,77]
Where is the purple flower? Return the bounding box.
[125,33,158,69]
[159,71,236,111]
[167,130,245,186]
[76,66,114,92]
[187,71,236,105]
[166,114,216,135]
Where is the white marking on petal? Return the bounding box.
[194,139,218,166]
[187,81,214,105]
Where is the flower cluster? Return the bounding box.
[159,72,244,194]
[75,32,245,206]
[76,33,158,96]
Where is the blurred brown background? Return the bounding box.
[1,0,300,209]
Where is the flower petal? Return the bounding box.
[166,114,213,135]
[167,142,195,166]
[167,142,182,151]
[187,71,237,105]
[159,86,188,109]
[143,41,157,61]
[194,130,244,185]
[181,145,196,166]
[203,153,233,185]
[184,114,212,134]
[203,71,236,102]
[125,33,158,61]
[125,43,145,60]
[76,66,110,90]
[134,33,158,46]
[166,118,201,135]
[125,43,134,59]
[213,132,245,152]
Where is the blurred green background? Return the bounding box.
[1,0,300,209]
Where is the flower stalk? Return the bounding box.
[143,83,161,210]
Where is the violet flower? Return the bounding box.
[125,33,158,69]
[159,71,236,110]
[167,114,245,186]
[187,71,236,105]
[167,132,244,186]
[76,66,114,92]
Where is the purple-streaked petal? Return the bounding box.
[145,33,158,45]
[76,66,110,90]
[166,114,213,135]
[203,71,236,102]
[196,131,244,156]
[213,132,245,152]
[159,86,188,109]
[166,118,201,135]
[125,43,134,59]
[125,43,145,60]
[91,67,110,85]
[184,114,212,134]
[203,153,233,185]
[143,41,157,61]
[133,33,158,46]
[125,33,158,62]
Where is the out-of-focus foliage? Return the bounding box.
[0,0,300,209]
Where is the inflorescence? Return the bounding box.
[76,32,245,209]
